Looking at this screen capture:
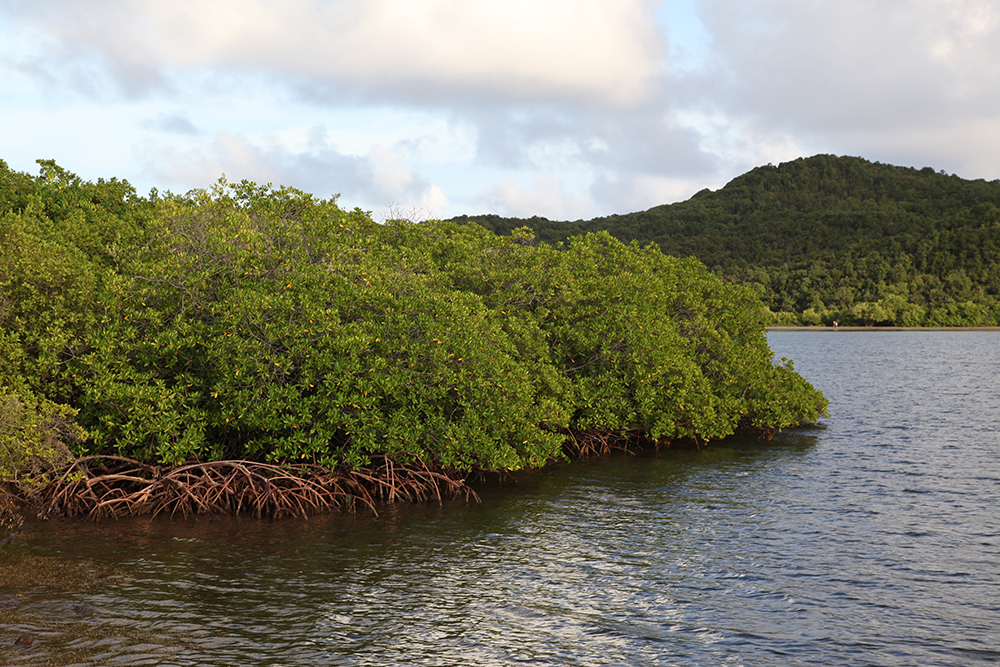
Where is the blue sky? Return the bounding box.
[2,0,998,220]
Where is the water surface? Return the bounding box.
[2,331,999,665]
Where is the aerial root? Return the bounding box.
[33,455,477,520]
[348,453,479,505]
[559,428,644,458]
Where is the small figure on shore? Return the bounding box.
[832,320,838,329]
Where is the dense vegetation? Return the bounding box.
[452,155,1000,326]
[1,159,825,503]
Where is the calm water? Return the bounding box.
[2,331,999,666]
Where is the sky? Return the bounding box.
[1,0,999,221]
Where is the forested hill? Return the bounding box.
[449,155,1000,326]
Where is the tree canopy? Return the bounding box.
[1,159,825,486]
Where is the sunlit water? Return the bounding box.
[2,331,999,666]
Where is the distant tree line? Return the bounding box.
[451,155,1000,326]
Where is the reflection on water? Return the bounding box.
[2,331,999,666]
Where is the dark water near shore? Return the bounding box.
[2,331,999,666]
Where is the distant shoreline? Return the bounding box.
[767,326,1000,331]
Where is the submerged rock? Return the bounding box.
[71,603,95,616]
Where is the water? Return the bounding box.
[2,331,999,666]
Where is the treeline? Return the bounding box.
[1,160,825,493]
[452,155,1000,326]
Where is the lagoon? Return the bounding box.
[2,331,999,665]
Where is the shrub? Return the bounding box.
[60,178,827,471]
[0,388,85,491]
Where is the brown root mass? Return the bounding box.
[560,427,662,458]
[28,455,478,519]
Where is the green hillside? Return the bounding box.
[451,155,1000,326]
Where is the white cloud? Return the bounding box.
[673,109,802,175]
[696,0,1000,176]
[589,172,716,215]
[8,0,664,107]
[481,175,592,220]
[477,169,706,220]
[140,128,449,216]
[4,0,1000,223]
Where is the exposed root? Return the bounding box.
[348,453,479,505]
[560,428,647,458]
[29,455,478,520]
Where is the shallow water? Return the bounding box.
[2,331,999,665]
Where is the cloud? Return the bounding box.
[141,112,201,135]
[467,103,709,173]
[480,175,591,220]
[461,98,735,217]
[479,170,714,221]
[141,128,450,217]
[589,172,720,216]
[5,0,1000,223]
[696,0,1000,176]
[7,0,664,107]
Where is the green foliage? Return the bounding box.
[0,208,99,402]
[78,180,570,468]
[3,160,826,475]
[452,155,1000,327]
[0,159,150,403]
[0,388,85,491]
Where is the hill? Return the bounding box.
[450,155,1000,326]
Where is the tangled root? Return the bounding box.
[32,455,478,520]
[560,428,652,458]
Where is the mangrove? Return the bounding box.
[1,159,827,519]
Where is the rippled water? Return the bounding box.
[2,331,999,666]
